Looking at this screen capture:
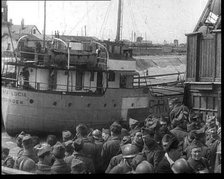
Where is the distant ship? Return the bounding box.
[1,0,184,136]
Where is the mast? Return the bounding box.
[43,0,46,49]
[115,0,122,42]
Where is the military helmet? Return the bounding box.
[171,158,191,173]
[92,129,102,139]
[121,144,139,158]
[135,160,154,173]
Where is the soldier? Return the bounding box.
[75,123,97,167]
[182,130,197,154]
[156,134,182,173]
[109,144,140,174]
[141,127,164,170]
[32,136,41,155]
[92,129,104,173]
[2,147,15,168]
[134,160,154,173]
[63,140,74,168]
[102,128,110,142]
[46,135,58,148]
[14,135,38,173]
[71,138,95,174]
[15,131,26,158]
[51,143,70,174]
[101,122,122,171]
[169,98,189,125]
[129,118,141,138]
[170,111,188,143]
[131,131,144,150]
[105,136,132,173]
[206,122,220,172]
[36,145,53,174]
[187,140,211,173]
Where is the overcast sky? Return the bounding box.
[7,0,208,44]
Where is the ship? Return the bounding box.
[1,0,185,136]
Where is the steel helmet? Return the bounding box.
[171,158,191,173]
[135,161,154,173]
[121,144,139,158]
[92,129,102,139]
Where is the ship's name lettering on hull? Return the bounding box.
[2,89,27,97]
[148,99,169,114]
[2,97,24,104]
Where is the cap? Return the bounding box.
[37,145,52,157]
[121,128,129,137]
[52,143,65,159]
[188,139,202,151]
[92,129,102,139]
[62,130,72,141]
[22,135,33,146]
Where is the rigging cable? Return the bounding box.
[98,1,112,39]
[68,3,97,35]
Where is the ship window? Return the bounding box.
[104,104,107,107]
[6,43,11,50]
[76,71,83,90]
[33,29,36,34]
[53,101,57,106]
[30,99,34,104]
[114,104,116,107]
[90,71,94,81]
[108,71,115,81]
[68,103,72,107]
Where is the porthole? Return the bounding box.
[87,103,91,107]
[53,101,57,106]
[114,104,116,107]
[68,103,72,107]
[30,99,34,104]
[131,103,134,107]
[104,104,107,107]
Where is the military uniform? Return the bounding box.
[36,162,51,174]
[109,159,133,174]
[2,155,15,168]
[101,136,121,171]
[93,138,104,173]
[105,153,123,173]
[187,157,210,173]
[142,142,165,170]
[170,126,188,142]
[71,151,95,174]
[51,158,70,174]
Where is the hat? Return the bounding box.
[145,117,159,129]
[52,143,65,159]
[37,145,52,157]
[72,138,84,152]
[22,135,33,146]
[62,130,72,141]
[2,147,9,155]
[188,139,202,151]
[46,135,57,147]
[194,127,205,139]
[92,129,102,139]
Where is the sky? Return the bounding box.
[7,0,208,44]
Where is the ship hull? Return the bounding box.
[2,86,183,136]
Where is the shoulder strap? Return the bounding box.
[164,153,174,166]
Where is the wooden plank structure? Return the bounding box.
[184,30,221,120]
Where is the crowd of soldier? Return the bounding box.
[2,99,221,174]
